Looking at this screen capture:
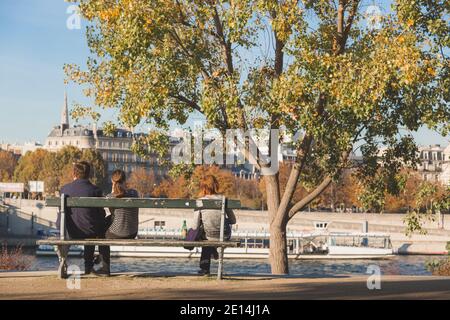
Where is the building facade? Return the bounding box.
[44,93,163,177]
[417,144,450,185]
[378,143,450,186]
[0,142,43,156]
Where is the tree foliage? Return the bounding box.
[127,167,158,196]
[0,150,18,182]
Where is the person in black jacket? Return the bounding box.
[58,161,110,276]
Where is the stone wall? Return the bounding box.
[2,199,448,254]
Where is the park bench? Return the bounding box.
[36,194,241,280]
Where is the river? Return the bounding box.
[24,254,447,276]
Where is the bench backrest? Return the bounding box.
[46,195,241,241]
[45,197,241,209]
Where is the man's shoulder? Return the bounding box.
[87,181,103,195]
[60,180,75,193]
[61,179,103,196]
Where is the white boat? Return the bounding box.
[36,229,394,259]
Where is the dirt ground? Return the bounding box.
[0,272,450,300]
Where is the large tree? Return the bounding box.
[66,0,449,274]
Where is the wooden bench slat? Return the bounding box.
[36,239,240,247]
[45,197,241,209]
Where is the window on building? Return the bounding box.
[432,152,437,161]
[154,221,166,229]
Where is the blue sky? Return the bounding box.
[0,0,448,147]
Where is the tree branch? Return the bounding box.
[274,35,285,77]
[168,93,201,112]
[274,133,312,224]
[344,0,359,35]
[288,149,352,220]
[168,29,211,80]
[334,0,360,55]
[211,4,234,75]
[334,0,346,54]
[288,176,333,220]
[342,0,360,47]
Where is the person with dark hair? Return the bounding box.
[191,175,236,275]
[58,161,110,276]
[105,169,139,239]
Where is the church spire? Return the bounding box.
[61,91,69,132]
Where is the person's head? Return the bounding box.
[199,175,219,197]
[72,161,91,180]
[111,169,127,198]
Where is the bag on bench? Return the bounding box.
[183,227,202,250]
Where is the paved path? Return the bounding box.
[0,272,449,299]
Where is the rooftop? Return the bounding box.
[47,125,144,139]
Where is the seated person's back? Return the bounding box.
[58,162,105,238]
[105,169,139,239]
[194,194,236,241]
[192,175,236,275]
[106,189,139,238]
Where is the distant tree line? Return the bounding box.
[0,148,447,214]
[0,147,106,196]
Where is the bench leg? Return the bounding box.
[55,245,69,279]
[217,247,224,280]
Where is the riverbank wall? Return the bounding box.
[1,199,449,254]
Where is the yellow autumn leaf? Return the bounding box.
[427,67,436,77]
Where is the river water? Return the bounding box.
[25,254,446,277]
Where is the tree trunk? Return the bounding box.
[269,219,289,274]
[264,173,289,274]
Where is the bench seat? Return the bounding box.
[37,239,240,248]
